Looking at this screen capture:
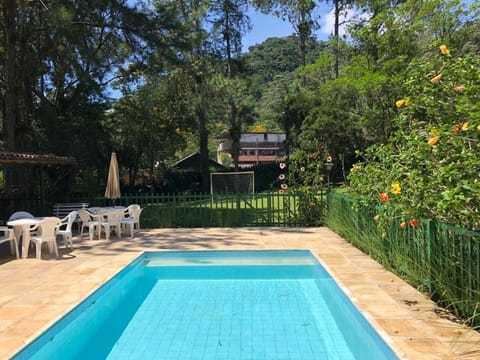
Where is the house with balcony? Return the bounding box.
[217,132,286,168]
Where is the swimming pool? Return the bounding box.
[13,250,398,359]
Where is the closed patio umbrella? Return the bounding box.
[105,152,121,201]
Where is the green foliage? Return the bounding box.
[111,79,191,192]
[348,45,480,228]
[242,36,324,129]
[327,192,480,326]
[74,168,103,196]
[249,162,282,191]
[162,170,203,193]
[243,36,323,82]
[275,149,330,226]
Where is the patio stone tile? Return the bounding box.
[394,337,459,359]
[4,318,50,339]
[0,305,33,320]
[0,337,26,360]
[0,319,15,332]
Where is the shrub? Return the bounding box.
[275,149,331,226]
[348,44,480,229]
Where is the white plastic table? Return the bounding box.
[7,217,44,259]
[88,206,126,214]
[88,207,126,239]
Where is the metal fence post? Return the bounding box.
[426,219,437,294]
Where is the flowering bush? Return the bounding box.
[277,149,331,226]
[348,45,480,229]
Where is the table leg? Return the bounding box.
[21,226,31,259]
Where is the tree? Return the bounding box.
[252,0,317,74]
[209,0,251,170]
[327,0,354,78]
[111,78,192,192]
[1,0,190,199]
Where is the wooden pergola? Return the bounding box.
[0,152,77,215]
[0,151,76,166]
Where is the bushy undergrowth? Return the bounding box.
[327,192,480,327]
[274,149,331,226]
[348,44,480,230]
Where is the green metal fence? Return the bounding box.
[1,189,327,227]
[83,191,306,227]
[327,192,480,325]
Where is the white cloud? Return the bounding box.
[318,6,357,38]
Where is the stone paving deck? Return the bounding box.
[0,227,479,359]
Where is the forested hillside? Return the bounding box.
[242,36,325,131]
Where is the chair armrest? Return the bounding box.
[56,223,67,231]
[29,223,40,233]
[0,226,13,236]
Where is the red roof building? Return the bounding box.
[217,133,286,168]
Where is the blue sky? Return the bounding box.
[243,4,333,52]
[242,11,295,51]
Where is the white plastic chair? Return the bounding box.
[56,211,78,248]
[100,211,123,240]
[30,217,62,260]
[8,211,36,243]
[121,205,143,238]
[0,226,19,259]
[78,209,100,241]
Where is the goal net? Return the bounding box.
[210,171,255,195]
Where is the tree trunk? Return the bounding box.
[334,0,340,79]
[198,106,210,192]
[223,1,240,170]
[3,0,17,151]
[230,102,240,172]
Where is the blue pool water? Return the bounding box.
[13,250,398,359]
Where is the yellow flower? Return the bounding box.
[350,164,362,172]
[373,214,380,222]
[428,136,439,146]
[439,45,450,56]
[430,128,439,137]
[395,99,410,108]
[391,181,401,195]
[461,122,469,131]
[477,125,480,133]
[430,74,442,83]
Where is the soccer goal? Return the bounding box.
[210,171,255,195]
